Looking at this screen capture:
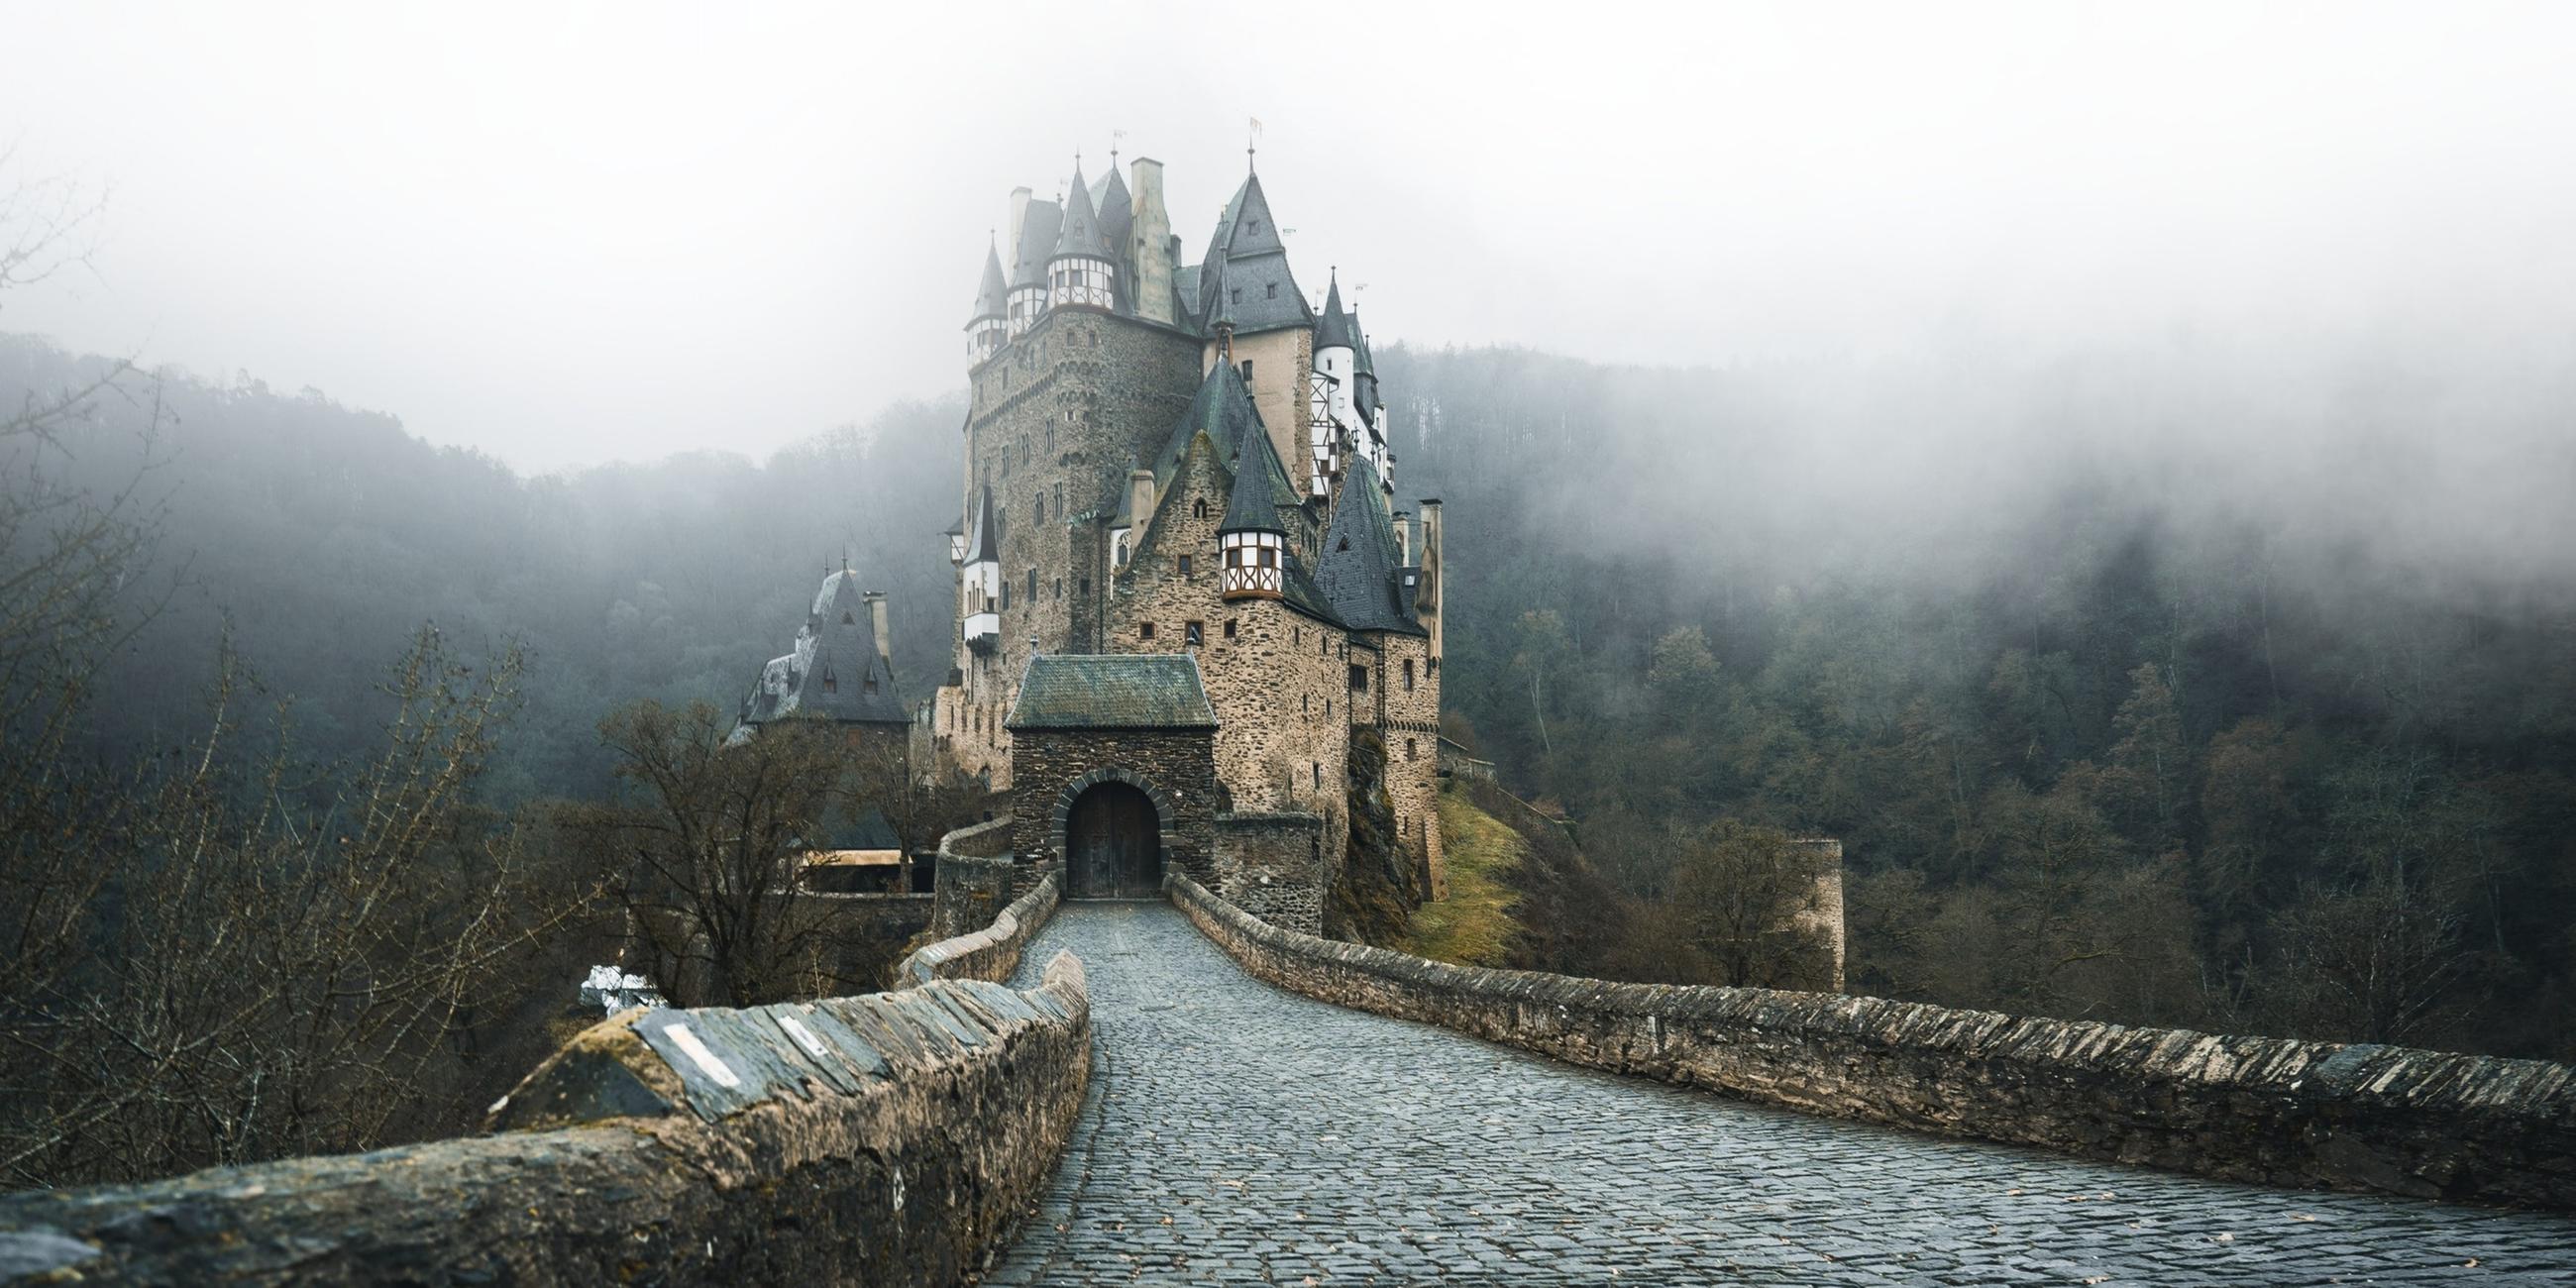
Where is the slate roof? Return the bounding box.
[1054,162,1108,261]
[961,483,999,565]
[971,242,1009,324]
[737,570,909,729]
[1194,173,1311,337]
[1220,418,1289,535]
[1006,654,1218,730]
[1315,272,1355,352]
[1140,363,1297,510]
[1316,457,1425,635]
[1009,200,1062,289]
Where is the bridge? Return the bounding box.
[2,866,2569,1284]
[992,902,2571,1285]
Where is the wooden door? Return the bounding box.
[1067,782,1160,899]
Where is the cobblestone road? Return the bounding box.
[989,903,2576,1286]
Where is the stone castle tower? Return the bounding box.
[930,150,1447,917]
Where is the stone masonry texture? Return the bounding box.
[1009,726,1219,886]
[0,889,1087,1287]
[990,901,2576,1286]
[1170,876,2576,1209]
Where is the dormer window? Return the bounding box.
[1265,282,1278,299]
[864,678,877,695]
[822,672,838,694]
[842,611,855,624]
[1231,287,1242,304]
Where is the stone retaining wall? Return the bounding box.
[1170,875,2576,1209]
[0,899,1090,1285]
[899,870,1061,986]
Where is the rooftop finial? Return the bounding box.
[1247,116,1262,173]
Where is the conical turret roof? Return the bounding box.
[1053,162,1108,261]
[961,483,1000,564]
[970,240,1008,322]
[1221,420,1289,536]
[1098,164,1132,260]
[1315,271,1355,352]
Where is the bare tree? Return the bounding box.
[574,702,858,1008]
[1668,819,1824,988]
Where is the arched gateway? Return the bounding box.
[1004,654,1219,894]
[1065,780,1161,899]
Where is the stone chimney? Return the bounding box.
[865,590,892,671]
[1415,499,1443,662]
[1128,159,1173,325]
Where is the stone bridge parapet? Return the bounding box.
[0,877,1085,1285]
[1169,874,2576,1210]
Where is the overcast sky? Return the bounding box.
[2,1,2571,474]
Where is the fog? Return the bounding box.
[3,3,2570,509]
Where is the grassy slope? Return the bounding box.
[1398,786,1530,967]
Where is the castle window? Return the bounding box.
[1231,287,1242,304]
[1194,497,1208,519]
[1140,622,1155,641]
[1265,282,1277,299]
[1241,361,1254,384]
[1185,620,1204,648]
[1406,737,1417,761]
[1002,583,1012,610]
[1349,664,1369,692]
[1027,569,1038,602]
[864,678,878,696]
[1224,618,1236,640]
[1177,554,1193,577]
[1080,577,1090,595]
[822,673,837,694]
[1033,496,1043,523]
[1053,578,1063,601]
[1313,762,1321,789]
[1403,660,1414,692]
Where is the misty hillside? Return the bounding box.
[9,329,2574,1058]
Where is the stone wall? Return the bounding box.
[900,869,1061,986]
[1008,726,1218,887]
[1364,629,1442,896]
[1213,810,1327,934]
[933,306,1208,790]
[1170,875,2576,1209]
[0,956,1093,1285]
[1108,465,1348,852]
[808,892,936,991]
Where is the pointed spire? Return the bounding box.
[1053,157,1104,260]
[1220,430,1287,536]
[1315,268,1355,352]
[971,235,1008,322]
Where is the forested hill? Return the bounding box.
[1379,342,2576,1060]
[2,336,962,802]
[9,329,2574,1057]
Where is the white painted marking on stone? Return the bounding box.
[665,1020,741,1088]
[778,1014,831,1061]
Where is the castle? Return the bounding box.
[739,149,1445,929]
[938,150,1445,925]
